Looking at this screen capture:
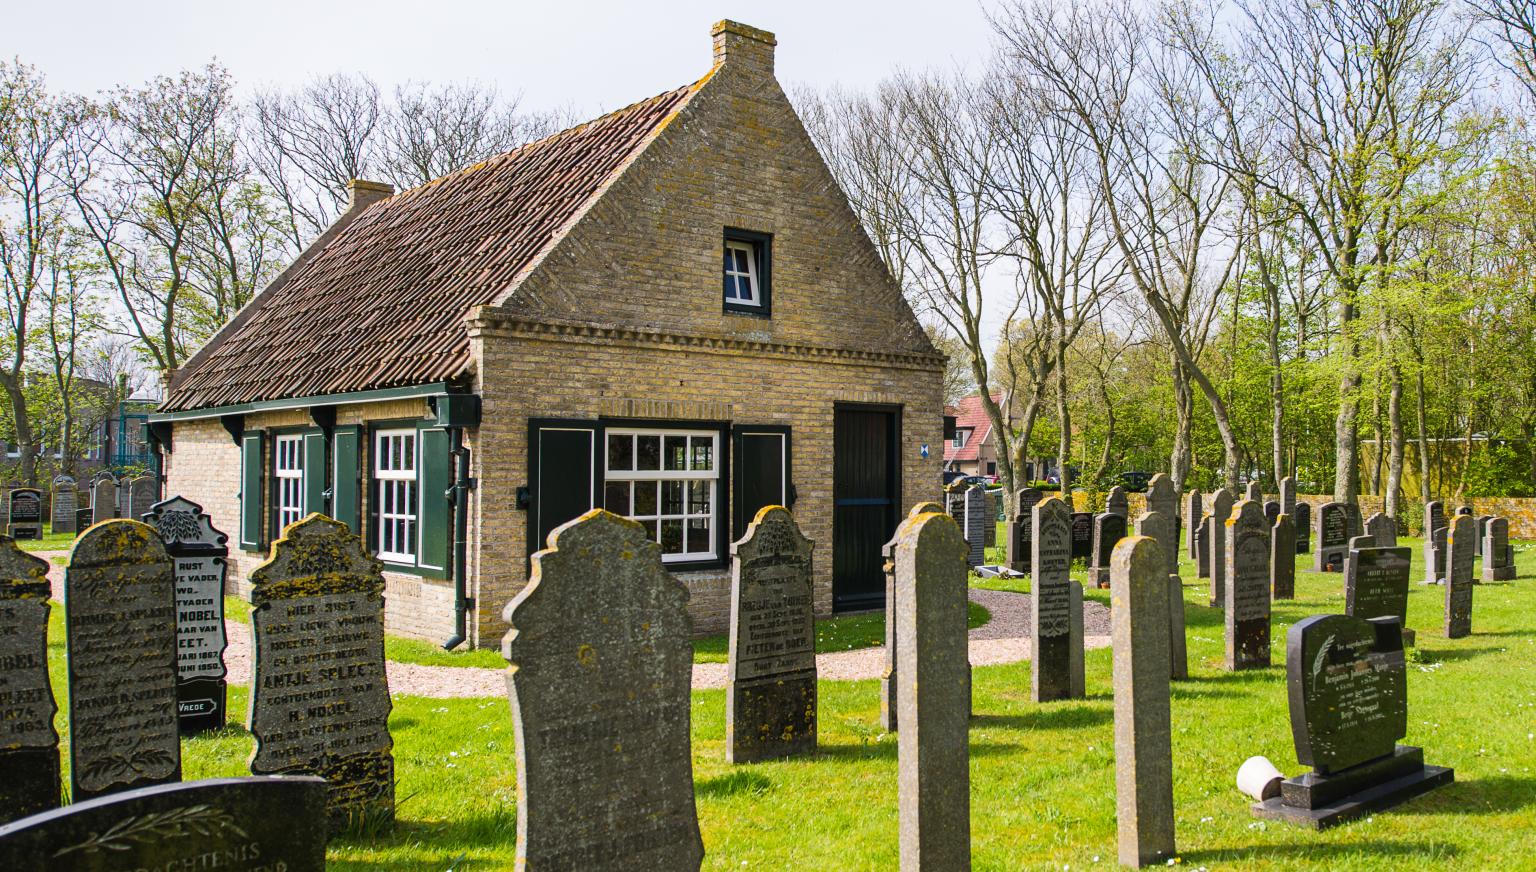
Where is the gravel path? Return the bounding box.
[41,555,1110,697]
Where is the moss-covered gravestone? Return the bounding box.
[1111,536,1176,867]
[1135,510,1187,681]
[727,506,816,764]
[248,514,393,834]
[65,521,180,801]
[0,537,58,823]
[881,502,945,732]
[503,510,703,871]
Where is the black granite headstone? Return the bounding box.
[1089,512,1128,589]
[1007,487,1045,573]
[6,488,42,540]
[1313,502,1349,572]
[1264,501,1280,527]
[1070,512,1094,564]
[142,497,230,734]
[1294,502,1311,554]
[1345,546,1411,628]
[0,776,327,872]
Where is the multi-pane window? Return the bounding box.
[273,434,305,531]
[723,240,760,306]
[952,429,969,448]
[604,429,718,562]
[374,429,418,564]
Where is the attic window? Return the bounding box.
[723,228,772,316]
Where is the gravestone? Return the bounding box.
[1293,502,1311,554]
[1207,490,1235,607]
[1195,518,1210,579]
[1444,514,1475,638]
[0,538,58,824]
[881,502,945,732]
[50,476,76,535]
[1070,511,1094,565]
[1280,476,1297,515]
[1253,615,1452,828]
[1365,512,1396,548]
[1483,517,1515,582]
[1090,511,1128,589]
[142,497,230,734]
[1225,501,1272,670]
[1007,487,1045,573]
[1271,513,1296,600]
[6,488,42,540]
[893,512,970,871]
[0,776,327,872]
[90,477,116,526]
[1345,545,1412,648]
[1312,502,1350,572]
[1110,536,1176,867]
[127,475,158,521]
[1424,500,1447,538]
[1107,485,1129,519]
[1245,481,1263,503]
[1344,503,1364,539]
[1146,474,1177,521]
[1474,515,1489,558]
[984,491,1001,549]
[1032,498,1084,702]
[945,486,965,530]
[1185,491,1203,559]
[1422,524,1447,586]
[1456,505,1472,517]
[1136,510,1186,681]
[963,485,988,567]
[726,507,816,764]
[1264,500,1280,527]
[503,510,703,870]
[65,520,180,802]
[249,514,393,834]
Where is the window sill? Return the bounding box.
[722,306,771,319]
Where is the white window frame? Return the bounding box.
[273,434,305,532]
[604,427,720,563]
[373,428,419,565]
[723,239,760,307]
[952,429,969,448]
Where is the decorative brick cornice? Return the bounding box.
[466,308,947,373]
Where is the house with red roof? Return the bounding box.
[149,21,944,646]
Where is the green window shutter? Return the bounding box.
[417,425,452,579]
[528,421,598,558]
[733,426,792,541]
[303,429,327,518]
[239,431,265,551]
[332,425,362,534]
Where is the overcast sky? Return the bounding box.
[9,0,996,114]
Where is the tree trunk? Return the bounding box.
[1415,367,1432,506]
[0,373,35,486]
[1170,356,1194,494]
[1386,364,1404,520]
[1055,339,1071,494]
[1090,377,1115,487]
[1269,312,1284,484]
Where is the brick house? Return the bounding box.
[943,393,1003,478]
[150,21,945,647]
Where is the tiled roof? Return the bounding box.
[161,82,700,413]
[943,393,1002,463]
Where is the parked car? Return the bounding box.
[942,470,968,486]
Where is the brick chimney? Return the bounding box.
[347,179,395,211]
[712,20,776,77]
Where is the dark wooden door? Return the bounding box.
[833,407,898,610]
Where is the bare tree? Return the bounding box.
[381,81,563,188]
[1470,0,1536,101]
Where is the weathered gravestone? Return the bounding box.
[1365,512,1397,548]
[1245,481,1263,503]
[1090,511,1128,589]
[0,538,58,824]
[65,520,180,802]
[963,485,988,567]
[1424,500,1447,539]
[90,476,116,527]
[249,514,393,834]
[1185,491,1203,559]
[1070,511,1094,565]
[142,497,230,734]
[1007,487,1045,573]
[1253,615,1452,829]
[1207,489,1235,607]
[1135,510,1187,681]
[1293,502,1311,554]
[1195,518,1210,579]
[881,502,945,733]
[1474,515,1489,558]
[1422,524,1447,586]
[1032,498,1084,702]
[1483,517,1515,582]
[945,485,965,531]
[726,507,816,764]
[1264,500,1280,527]
[1279,476,1296,514]
[1110,536,1176,868]
[984,491,1001,549]
[1344,503,1364,540]
[50,476,76,535]
[1107,485,1129,519]
[1225,501,1272,670]
[127,475,158,521]
[0,776,327,872]
[6,488,42,540]
[1444,514,1475,638]
[503,510,703,870]
[894,512,970,872]
[1345,544,1413,647]
[1313,502,1350,572]
[1271,513,1296,600]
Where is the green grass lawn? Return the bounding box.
[34,534,1536,869]
[12,523,79,551]
[692,600,992,663]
